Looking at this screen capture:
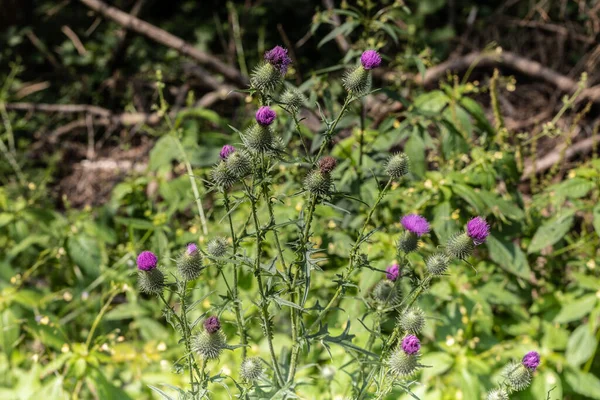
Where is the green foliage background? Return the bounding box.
[1,0,599,399]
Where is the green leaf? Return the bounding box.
[149,135,178,171]
[413,90,449,113]
[420,352,453,380]
[404,130,426,178]
[554,294,597,324]
[318,21,359,48]
[432,201,454,242]
[452,184,486,214]
[67,234,102,276]
[479,191,524,221]
[86,368,133,400]
[528,213,574,253]
[564,368,600,399]
[0,212,13,228]
[486,234,531,279]
[566,324,596,366]
[593,203,600,237]
[550,177,594,200]
[0,308,19,360]
[459,97,495,135]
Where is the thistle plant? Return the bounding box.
[136,46,538,399]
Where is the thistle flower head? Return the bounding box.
[240,357,264,381]
[466,216,490,245]
[342,65,371,95]
[281,87,306,111]
[385,153,410,178]
[186,243,198,255]
[486,389,509,400]
[388,347,420,377]
[220,145,236,160]
[137,251,158,271]
[504,361,533,392]
[207,237,228,258]
[193,329,226,360]
[360,50,382,70]
[386,263,400,281]
[401,335,421,355]
[446,231,474,260]
[204,316,221,334]
[304,170,332,197]
[399,307,426,335]
[522,351,540,370]
[256,106,276,126]
[212,161,236,189]
[138,268,164,294]
[225,150,252,179]
[318,156,337,174]
[426,253,450,275]
[371,279,400,305]
[264,45,292,74]
[401,214,430,237]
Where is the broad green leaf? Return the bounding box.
[420,352,453,380]
[549,177,594,200]
[317,21,359,48]
[479,191,525,220]
[404,130,426,178]
[486,234,531,279]
[554,294,597,324]
[452,184,486,213]
[528,213,574,253]
[0,212,13,228]
[86,368,133,400]
[149,135,178,171]
[564,368,600,399]
[432,201,454,242]
[413,90,449,113]
[0,308,19,360]
[67,234,102,276]
[459,96,495,135]
[566,324,596,366]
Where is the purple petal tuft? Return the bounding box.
[401,214,430,236]
[401,335,421,355]
[220,145,236,160]
[360,50,382,70]
[386,264,401,282]
[137,251,158,271]
[466,216,490,245]
[264,45,292,74]
[204,316,221,334]
[522,351,540,370]
[256,106,276,126]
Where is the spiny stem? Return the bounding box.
[223,190,248,359]
[314,94,352,162]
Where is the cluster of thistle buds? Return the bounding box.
[487,351,541,399]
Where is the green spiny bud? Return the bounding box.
[250,63,282,93]
[212,162,236,189]
[240,357,263,381]
[138,268,164,295]
[176,244,203,281]
[304,170,332,197]
[281,87,306,112]
[242,124,274,153]
[207,237,228,258]
[504,362,533,392]
[426,253,450,275]
[385,153,410,179]
[371,280,400,305]
[342,65,372,96]
[446,231,474,260]
[399,307,426,335]
[388,347,420,377]
[193,330,226,360]
[486,389,510,400]
[397,231,419,254]
[226,151,252,179]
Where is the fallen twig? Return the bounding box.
[78,0,248,86]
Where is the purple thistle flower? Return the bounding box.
[360,50,382,70]
[264,45,292,74]
[256,106,276,126]
[220,145,235,160]
[386,263,400,282]
[522,351,540,370]
[187,243,198,255]
[466,216,490,245]
[204,316,221,334]
[137,251,158,271]
[401,214,430,237]
[401,335,421,355]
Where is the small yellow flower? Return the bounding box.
[61,343,70,353]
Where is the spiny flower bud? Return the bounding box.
[176,243,203,281]
[397,231,419,254]
[388,341,421,377]
[220,144,236,160]
[281,87,306,112]
[467,216,490,245]
[240,357,263,381]
[425,253,450,275]
[318,156,337,174]
[304,170,332,197]
[138,268,164,295]
[264,45,292,75]
[504,361,533,392]
[204,316,221,333]
[371,280,400,305]
[207,237,228,258]
[250,46,290,93]
[193,329,226,360]
[137,251,158,271]
[225,150,252,179]
[399,307,426,335]
[385,153,410,178]
[386,263,400,281]
[342,65,371,96]
[256,106,276,126]
[486,389,509,400]
[212,161,236,189]
[446,231,474,260]
[242,124,274,153]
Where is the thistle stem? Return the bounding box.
[223,191,248,359]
